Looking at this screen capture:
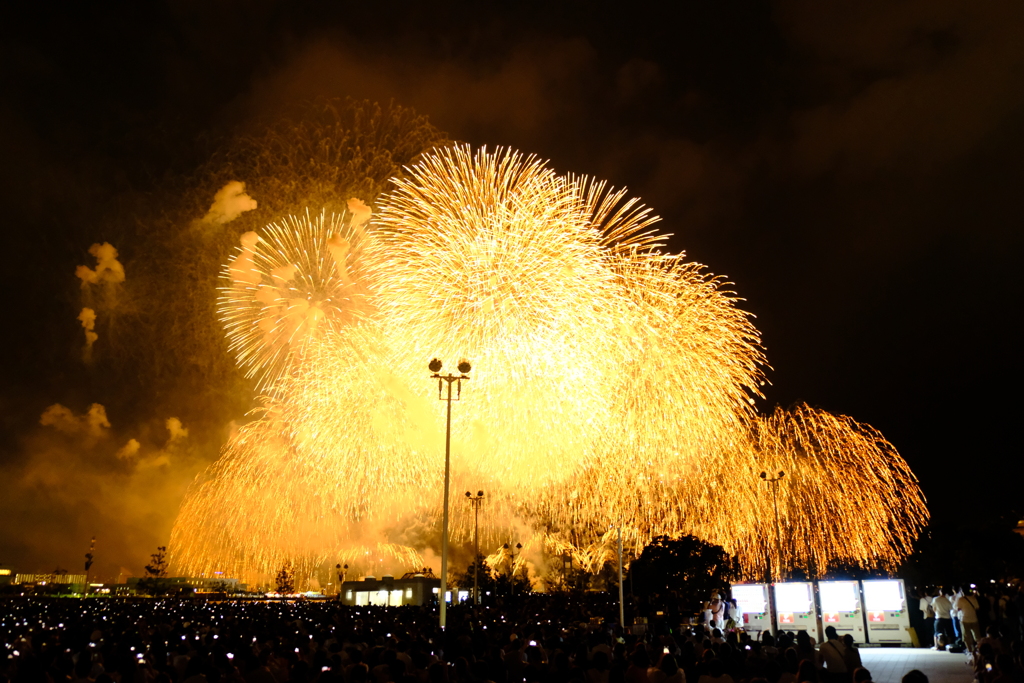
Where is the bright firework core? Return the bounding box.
[169,146,927,588]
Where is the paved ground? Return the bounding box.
[859,648,976,683]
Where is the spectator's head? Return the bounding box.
[842,635,855,648]
[853,667,872,683]
[427,661,449,683]
[762,633,775,647]
[75,657,92,680]
[825,626,839,641]
[708,658,726,678]
[630,645,651,669]
[797,659,819,683]
[902,670,928,683]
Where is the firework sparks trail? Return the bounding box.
[221,210,373,392]
[170,146,927,587]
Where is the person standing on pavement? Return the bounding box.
[918,587,935,647]
[954,588,983,652]
[932,589,955,650]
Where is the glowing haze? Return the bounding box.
[170,145,927,587]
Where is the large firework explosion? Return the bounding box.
[169,145,927,587]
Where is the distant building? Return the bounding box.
[340,572,441,607]
[126,576,245,592]
[16,573,86,585]
[87,583,135,596]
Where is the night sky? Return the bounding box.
[1,1,1021,577]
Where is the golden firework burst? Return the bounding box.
[170,145,927,587]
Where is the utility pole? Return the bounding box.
[760,471,786,636]
[428,358,471,629]
[466,491,484,606]
[612,523,625,632]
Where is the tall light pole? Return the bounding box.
[429,358,471,629]
[760,470,785,637]
[335,563,348,599]
[465,490,485,606]
[611,523,625,631]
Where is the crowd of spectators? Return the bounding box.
[912,584,1024,682]
[0,594,961,683]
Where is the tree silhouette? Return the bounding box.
[145,546,168,578]
[275,561,295,594]
[626,535,735,612]
[454,558,531,603]
[138,546,170,595]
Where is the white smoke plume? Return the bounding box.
[347,197,371,229]
[116,438,141,460]
[39,403,111,438]
[228,231,262,285]
[78,307,98,359]
[75,243,125,288]
[166,417,188,441]
[201,181,258,225]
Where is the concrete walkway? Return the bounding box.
[859,648,976,683]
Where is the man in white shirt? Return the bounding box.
[818,626,849,682]
[932,589,955,649]
[953,590,982,652]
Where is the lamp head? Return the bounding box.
[336,563,341,569]
[428,358,443,373]
[759,471,767,479]
[503,543,509,550]
[516,543,522,550]
[478,490,484,497]
[457,359,472,374]
[465,491,471,498]
[778,471,785,478]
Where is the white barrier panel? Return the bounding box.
[733,583,771,636]
[818,580,867,644]
[774,581,819,637]
[861,579,912,645]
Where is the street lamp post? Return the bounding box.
[429,358,471,630]
[465,490,485,606]
[335,563,348,600]
[612,524,625,632]
[760,470,786,636]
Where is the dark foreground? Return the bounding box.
[0,596,1014,683]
